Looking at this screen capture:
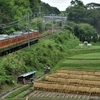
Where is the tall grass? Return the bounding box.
[0,30,80,88]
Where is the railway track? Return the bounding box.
[0,85,23,98]
[0,74,46,99]
[28,90,100,100]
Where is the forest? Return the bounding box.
[0,0,60,34]
[66,0,100,41]
[0,0,100,42]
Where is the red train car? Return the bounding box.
[0,30,40,55]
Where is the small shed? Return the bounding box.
[17,71,36,84]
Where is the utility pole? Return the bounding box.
[26,15,28,31]
[62,15,64,28]
[39,5,42,17]
[27,12,30,48]
[52,14,54,34]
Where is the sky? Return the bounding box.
[41,0,100,11]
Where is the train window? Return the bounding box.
[10,39,12,43]
[14,39,16,42]
[3,41,7,45]
[25,36,27,39]
[12,38,16,43]
[7,39,10,44]
[18,38,21,41]
[0,42,2,47]
[11,39,14,43]
[0,41,4,47]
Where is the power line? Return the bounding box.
[0,15,27,29]
[27,12,30,48]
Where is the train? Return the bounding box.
[0,30,40,56]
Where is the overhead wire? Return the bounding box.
[0,14,28,29]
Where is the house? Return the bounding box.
[17,71,36,84]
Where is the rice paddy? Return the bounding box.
[32,45,100,99]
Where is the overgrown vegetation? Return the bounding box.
[65,22,98,42]
[0,30,80,89]
[67,0,100,34]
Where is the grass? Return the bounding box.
[63,59,100,64]
[75,45,100,49]
[53,45,100,71]
[54,59,100,70]
[5,84,32,99]
[69,52,100,60]
[70,45,100,56]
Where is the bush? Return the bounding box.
[0,30,80,87]
[67,22,98,42]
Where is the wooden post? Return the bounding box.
[23,78,26,84]
[26,96,28,100]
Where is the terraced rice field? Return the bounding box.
[28,69,100,99]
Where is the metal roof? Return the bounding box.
[0,34,8,40]
[0,29,38,41]
[0,38,6,40]
[18,71,36,78]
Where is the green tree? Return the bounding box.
[67,6,86,23]
[41,1,60,15]
[86,8,100,34]
[66,22,98,42]
[29,0,40,14]
[75,23,97,42]
[0,0,13,23]
[0,0,32,34]
[67,1,100,35]
[70,0,84,6]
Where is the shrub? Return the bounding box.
[0,30,80,87]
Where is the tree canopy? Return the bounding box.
[66,21,98,42]
[0,0,60,34]
[66,0,100,34]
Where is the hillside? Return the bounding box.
[54,43,100,71]
[0,30,80,92]
[1,31,100,99]
[30,42,100,100]
[0,0,60,34]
